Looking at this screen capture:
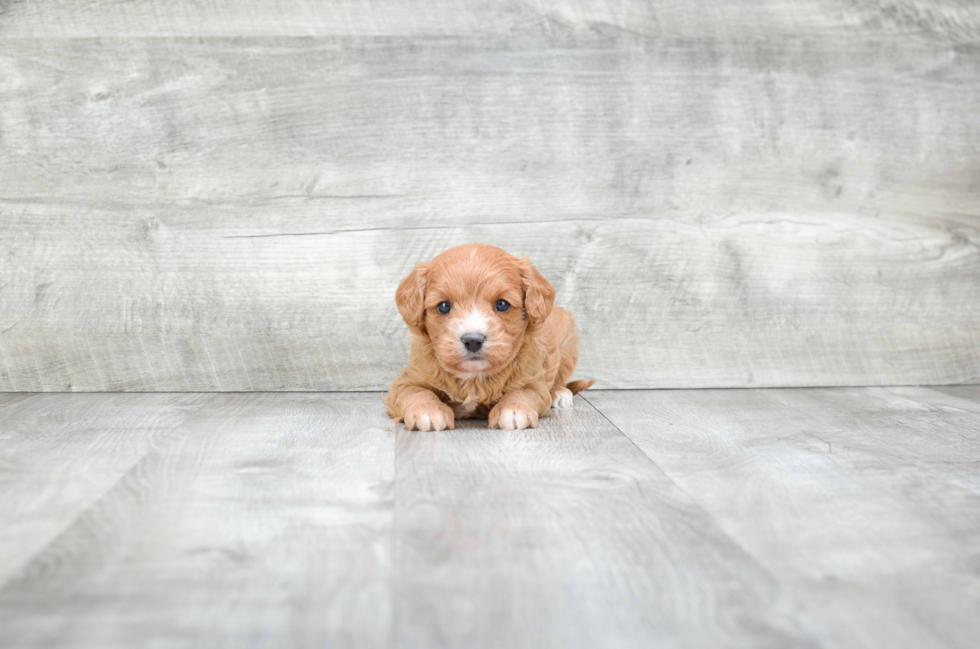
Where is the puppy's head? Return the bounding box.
[395,244,555,378]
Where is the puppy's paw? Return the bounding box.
[488,403,538,431]
[551,387,574,409]
[403,402,455,432]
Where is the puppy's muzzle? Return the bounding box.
[461,333,486,354]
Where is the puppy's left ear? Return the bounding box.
[518,257,555,325]
[395,262,428,330]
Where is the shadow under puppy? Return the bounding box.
[384,243,593,431]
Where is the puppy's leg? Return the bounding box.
[554,315,580,388]
[488,388,550,431]
[384,377,454,432]
[551,308,591,403]
[550,386,574,409]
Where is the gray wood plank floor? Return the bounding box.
[1,388,978,648]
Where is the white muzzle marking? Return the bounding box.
[453,307,492,379]
[455,308,489,338]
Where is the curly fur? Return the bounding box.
[383,244,593,431]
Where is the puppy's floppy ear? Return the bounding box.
[395,262,428,329]
[518,257,555,325]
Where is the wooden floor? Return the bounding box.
[1,388,978,648]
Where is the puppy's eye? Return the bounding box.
[436,301,451,314]
[495,300,511,313]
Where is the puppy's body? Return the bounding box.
[383,244,592,431]
[391,304,583,421]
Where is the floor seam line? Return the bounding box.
[577,392,803,611]
[0,393,221,593]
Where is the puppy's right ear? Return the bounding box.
[395,262,428,330]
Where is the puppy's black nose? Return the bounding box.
[461,333,486,353]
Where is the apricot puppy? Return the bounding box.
[383,244,593,431]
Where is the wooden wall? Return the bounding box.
[1,1,978,391]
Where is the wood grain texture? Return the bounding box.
[586,387,980,649]
[0,393,209,586]
[1,1,978,40]
[1,9,979,391]
[1,389,979,646]
[0,393,395,649]
[1,205,977,391]
[392,395,813,647]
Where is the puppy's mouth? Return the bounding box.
[459,358,490,373]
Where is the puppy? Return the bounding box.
[383,244,593,431]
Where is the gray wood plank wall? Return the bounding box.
[1,1,978,391]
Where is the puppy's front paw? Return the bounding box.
[488,403,538,431]
[551,387,574,409]
[404,402,455,432]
